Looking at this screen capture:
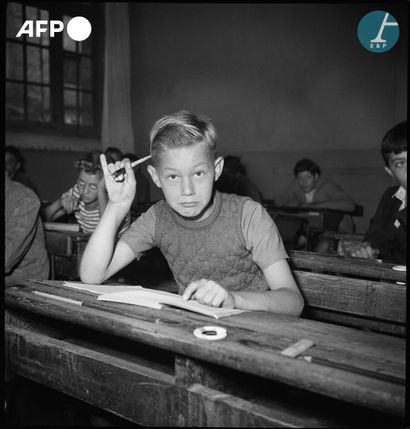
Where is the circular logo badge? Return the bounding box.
[357,11,399,53]
[66,16,92,42]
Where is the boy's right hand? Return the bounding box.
[100,154,136,207]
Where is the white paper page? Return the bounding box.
[97,289,245,319]
[98,293,164,309]
[63,281,143,295]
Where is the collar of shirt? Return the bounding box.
[393,186,406,211]
[304,189,316,204]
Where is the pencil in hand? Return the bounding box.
[111,155,151,181]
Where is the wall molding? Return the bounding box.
[6,131,101,153]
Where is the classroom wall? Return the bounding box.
[5,131,98,202]
[6,3,407,233]
[129,3,407,232]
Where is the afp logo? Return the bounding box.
[357,11,399,53]
[16,16,92,41]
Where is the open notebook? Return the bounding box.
[63,281,245,319]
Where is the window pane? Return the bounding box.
[40,9,50,46]
[27,46,42,83]
[6,2,22,38]
[79,37,92,55]
[6,82,24,120]
[79,92,93,126]
[25,6,41,44]
[42,48,50,84]
[26,46,50,84]
[6,41,23,80]
[63,15,76,52]
[64,55,77,88]
[79,57,92,89]
[64,90,78,124]
[27,84,50,122]
[25,5,39,20]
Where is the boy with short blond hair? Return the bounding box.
[80,111,304,315]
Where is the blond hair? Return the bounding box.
[150,110,217,165]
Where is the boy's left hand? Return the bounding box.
[183,279,235,308]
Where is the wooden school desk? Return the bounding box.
[288,250,406,283]
[264,205,349,250]
[270,206,345,230]
[287,250,406,336]
[5,280,405,427]
[43,225,90,280]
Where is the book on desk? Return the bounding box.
[63,281,245,319]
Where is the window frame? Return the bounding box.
[5,1,104,139]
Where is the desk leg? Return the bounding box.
[50,255,55,280]
[174,355,320,427]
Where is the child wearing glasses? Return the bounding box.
[43,149,130,235]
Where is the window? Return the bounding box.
[6,1,104,138]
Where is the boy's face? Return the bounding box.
[296,171,319,194]
[385,151,407,190]
[77,170,102,205]
[148,142,224,221]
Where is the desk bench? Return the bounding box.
[5,281,405,427]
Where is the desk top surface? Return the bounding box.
[44,229,90,243]
[5,280,405,416]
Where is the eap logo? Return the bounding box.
[16,16,92,41]
[357,11,399,53]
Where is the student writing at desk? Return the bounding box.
[80,111,304,315]
[338,121,407,264]
[43,150,130,235]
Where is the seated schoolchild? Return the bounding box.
[43,149,130,235]
[80,111,304,315]
[5,145,38,195]
[215,155,263,203]
[275,158,356,233]
[338,121,407,264]
[5,172,49,287]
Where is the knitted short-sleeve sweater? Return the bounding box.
[155,191,269,294]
